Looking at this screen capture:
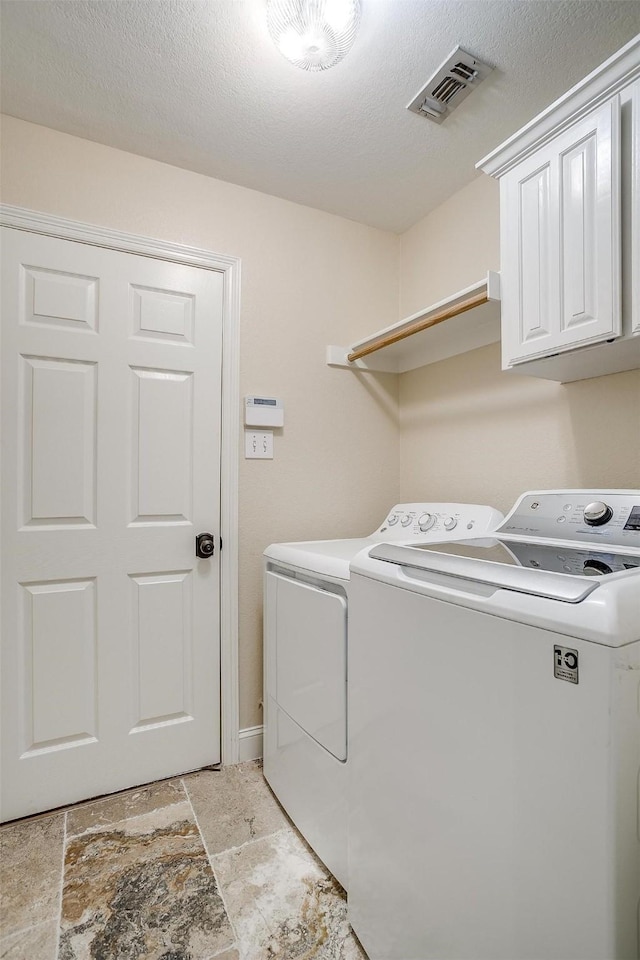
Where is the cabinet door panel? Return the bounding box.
[558,99,620,347]
[629,80,640,336]
[561,133,597,327]
[503,97,621,365]
[519,164,555,345]
[500,150,559,367]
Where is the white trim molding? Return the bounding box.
[477,33,640,177]
[238,725,264,763]
[0,203,242,766]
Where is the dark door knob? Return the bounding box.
[196,533,215,558]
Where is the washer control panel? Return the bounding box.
[373,503,502,540]
[498,491,640,548]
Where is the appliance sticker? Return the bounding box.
[553,645,579,684]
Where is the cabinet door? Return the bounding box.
[629,79,640,335]
[500,143,560,366]
[502,98,621,365]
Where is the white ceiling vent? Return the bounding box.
[407,46,493,123]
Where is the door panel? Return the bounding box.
[502,97,621,365]
[130,570,193,730]
[518,163,554,347]
[500,149,560,367]
[21,356,97,527]
[561,134,597,327]
[23,265,99,332]
[626,79,640,335]
[131,367,193,524]
[130,285,194,343]
[558,101,620,345]
[22,577,98,752]
[1,227,223,820]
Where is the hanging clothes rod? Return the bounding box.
[347,289,489,363]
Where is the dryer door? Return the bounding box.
[267,571,347,761]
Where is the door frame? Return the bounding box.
[0,203,241,765]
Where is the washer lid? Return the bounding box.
[368,539,640,603]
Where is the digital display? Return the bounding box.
[623,506,640,531]
[254,398,277,406]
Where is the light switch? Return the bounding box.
[245,430,274,459]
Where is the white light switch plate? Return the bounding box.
[245,430,274,459]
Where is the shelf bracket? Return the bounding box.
[326,345,398,372]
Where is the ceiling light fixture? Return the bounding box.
[267,0,361,72]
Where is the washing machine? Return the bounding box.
[348,490,640,960]
[263,502,503,889]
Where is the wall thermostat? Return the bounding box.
[244,396,284,428]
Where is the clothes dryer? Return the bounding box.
[263,502,503,889]
[348,490,640,960]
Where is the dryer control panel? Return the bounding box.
[373,503,503,540]
[498,490,640,549]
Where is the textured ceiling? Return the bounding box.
[1,0,639,232]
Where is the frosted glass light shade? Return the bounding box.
[267,0,362,72]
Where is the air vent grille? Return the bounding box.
[431,77,466,104]
[450,61,479,82]
[407,46,493,124]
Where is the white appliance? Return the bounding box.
[263,502,503,889]
[348,490,640,960]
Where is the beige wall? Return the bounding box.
[3,116,639,737]
[400,174,501,317]
[399,174,640,513]
[0,115,401,731]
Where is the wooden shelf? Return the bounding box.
[327,271,501,373]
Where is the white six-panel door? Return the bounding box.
[1,227,223,821]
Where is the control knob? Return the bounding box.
[583,558,613,576]
[387,514,399,526]
[443,517,457,531]
[419,513,436,532]
[401,514,412,527]
[583,501,613,526]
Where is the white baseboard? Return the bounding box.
[238,725,263,762]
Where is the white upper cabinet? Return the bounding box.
[479,35,640,382]
[501,99,620,364]
[626,78,640,336]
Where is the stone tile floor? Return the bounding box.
[0,762,367,960]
